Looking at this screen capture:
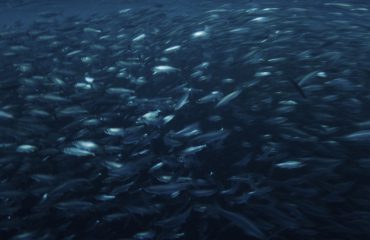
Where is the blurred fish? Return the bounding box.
[215,89,242,108]
[0,2,369,240]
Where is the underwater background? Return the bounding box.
[1,0,370,239]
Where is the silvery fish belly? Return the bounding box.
[1,0,370,239]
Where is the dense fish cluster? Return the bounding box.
[2,1,370,239]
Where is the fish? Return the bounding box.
[170,122,202,138]
[163,45,181,54]
[144,182,191,195]
[133,230,156,240]
[215,89,242,108]
[190,128,230,145]
[181,145,207,155]
[275,160,305,169]
[0,2,370,240]
[0,110,14,119]
[197,91,223,104]
[174,89,190,110]
[341,130,370,143]
[132,33,146,42]
[55,200,95,212]
[16,144,37,153]
[216,206,266,239]
[191,30,209,39]
[155,208,192,229]
[288,79,307,98]
[63,147,95,157]
[152,65,179,75]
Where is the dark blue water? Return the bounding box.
[1,1,370,239]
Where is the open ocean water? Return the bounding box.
[1,0,370,239]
